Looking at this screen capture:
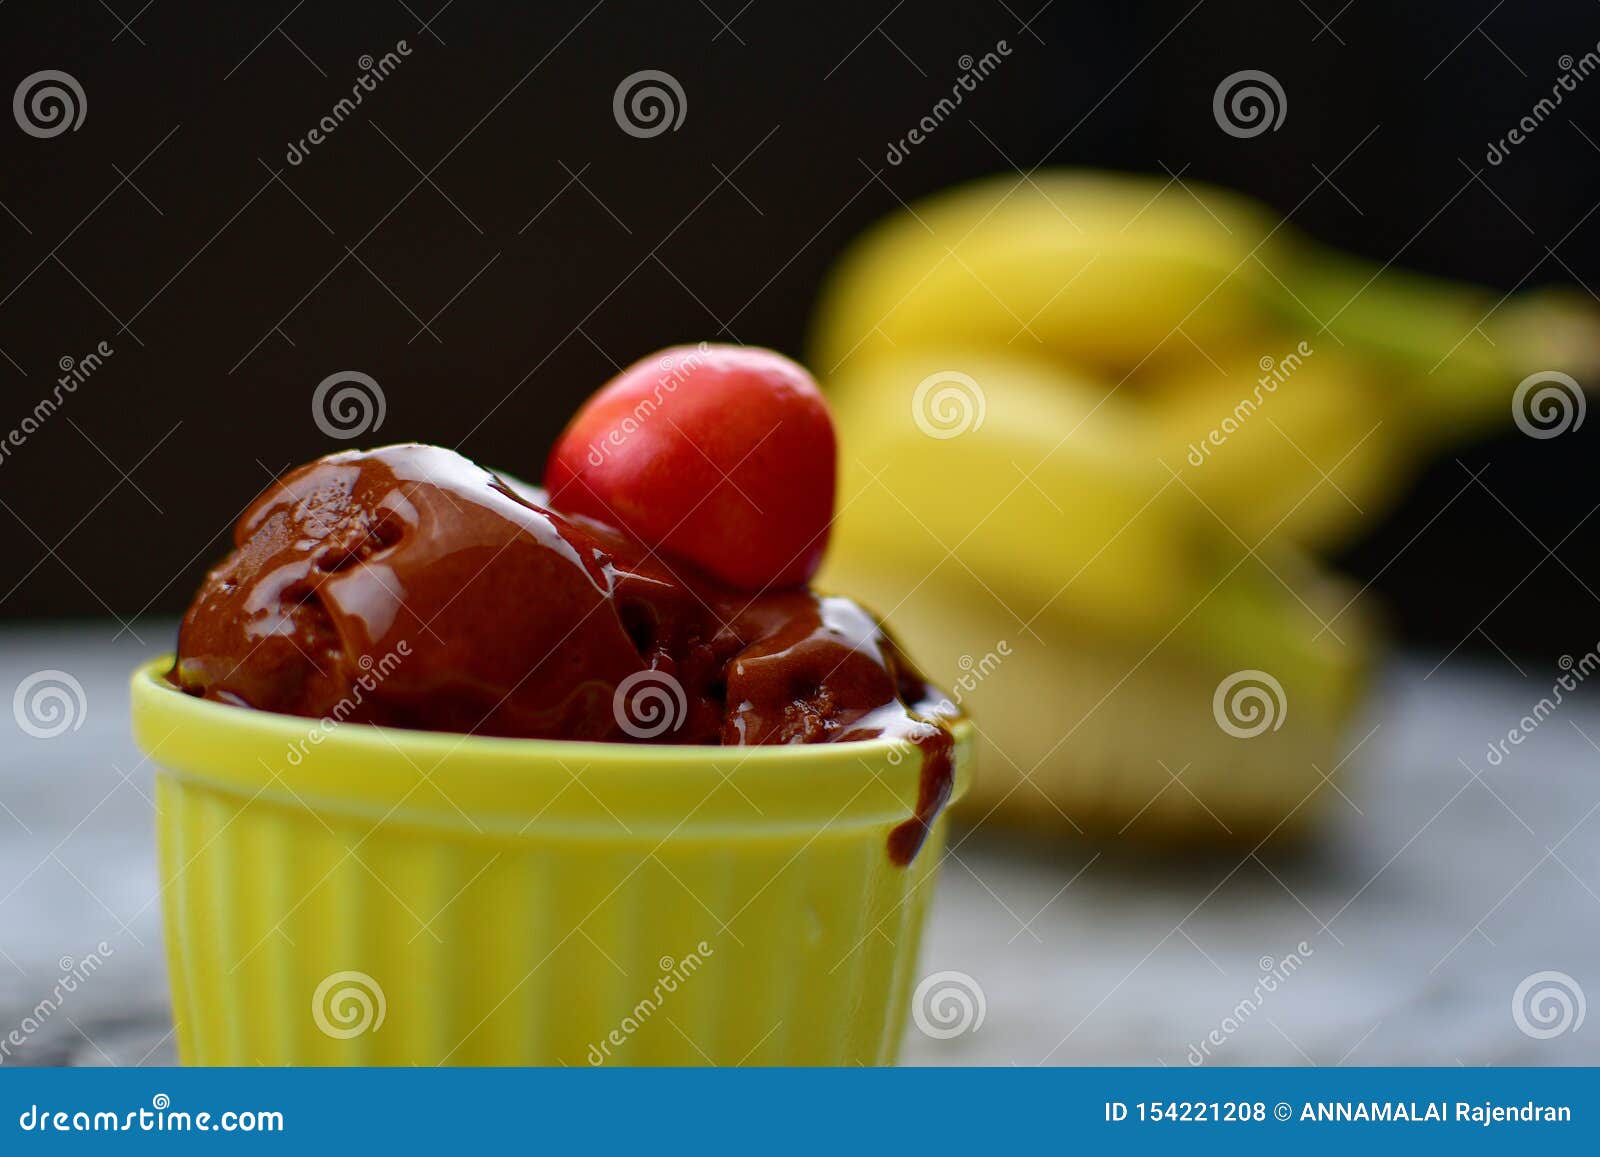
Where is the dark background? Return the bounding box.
[0,1,1597,662]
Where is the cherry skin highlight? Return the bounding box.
[544,344,836,591]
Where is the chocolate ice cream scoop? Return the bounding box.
[172,444,957,861]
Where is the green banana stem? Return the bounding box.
[1276,245,1600,445]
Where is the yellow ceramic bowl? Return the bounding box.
[130,659,973,1066]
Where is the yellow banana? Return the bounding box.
[802,168,1600,839]
[809,169,1599,415]
[820,348,1375,839]
[811,170,1277,378]
[936,559,1368,841]
[822,347,1217,638]
[1144,347,1413,552]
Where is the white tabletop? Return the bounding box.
[1,623,1595,1066]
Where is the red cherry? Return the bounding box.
[545,345,836,590]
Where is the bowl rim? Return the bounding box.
[130,657,973,833]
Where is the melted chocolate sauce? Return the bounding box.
[886,723,955,866]
[172,444,959,864]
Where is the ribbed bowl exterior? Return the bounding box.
[135,662,966,1066]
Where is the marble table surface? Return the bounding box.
[1,622,1595,1067]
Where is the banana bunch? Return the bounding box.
[818,347,1375,838]
[811,170,1597,431]
[809,169,1595,839]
